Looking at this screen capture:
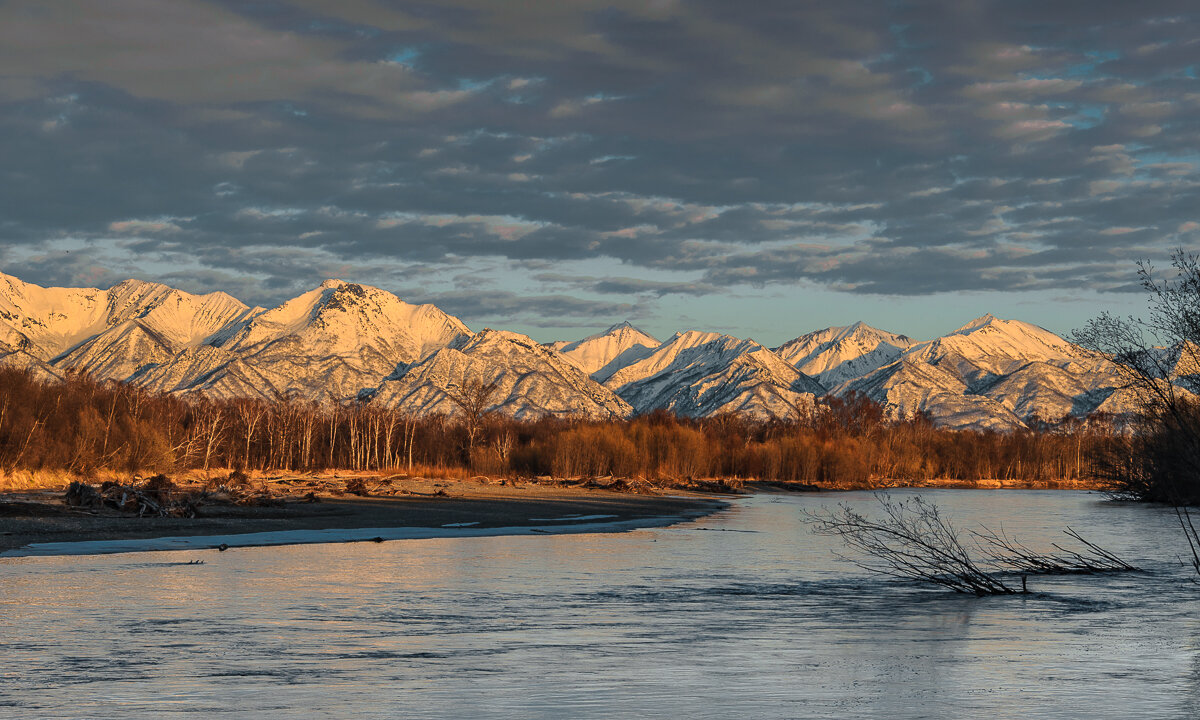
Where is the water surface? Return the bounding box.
[2,490,1198,719]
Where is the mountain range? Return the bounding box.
[0,271,1138,430]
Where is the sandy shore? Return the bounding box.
[0,476,728,556]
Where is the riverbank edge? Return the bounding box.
[0,472,1107,557]
[0,482,730,557]
[0,510,724,558]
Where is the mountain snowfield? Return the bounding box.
[0,270,1143,429]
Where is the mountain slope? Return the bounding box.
[556,321,660,381]
[0,272,257,377]
[902,314,1077,385]
[55,286,258,382]
[0,348,62,382]
[372,329,631,419]
[774,321,917,388]
[606,331,823,419]
[836,358,1027,431]
[0,273,255,361]
[151,280,472,402]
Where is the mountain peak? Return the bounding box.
[469,328,535,346]
[953,313,999,334]
[320,278,345,290]
[558,322,661,378]
[774,321,917,389]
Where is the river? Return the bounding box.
[2,489,1198,719]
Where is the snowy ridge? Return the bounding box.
[0,271,109,358]
[0,270,1154,428]
[605,331,823,420]
[153,280,473,403]
[0,273,257,364]
[775,321,916,389]
[555,321,660,379]
[902,314,1077,380]
[836,358,1026,432]
[830,315,1133,429]
[373,329,632,419]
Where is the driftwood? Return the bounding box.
[64,481,101,508]
[62,473,285,518]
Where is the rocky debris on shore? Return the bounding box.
[520,474,745,495]
[63,472,285,518]
[43,470,738,523]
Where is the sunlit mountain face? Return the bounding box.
[0,271,1143,429]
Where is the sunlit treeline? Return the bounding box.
[0,368,1118,485]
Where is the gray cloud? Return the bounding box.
[1,0,1198,332]
[409,288,637,328]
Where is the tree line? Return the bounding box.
[0,367,1118,486]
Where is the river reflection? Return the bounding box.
[1,490,1198,719]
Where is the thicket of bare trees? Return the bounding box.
[1074,249,1200,505]
[1073,249,1200,578]
[0,367,1118,485]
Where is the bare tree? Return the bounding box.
[972,526,1138,575]
[193,399,226,476]
[1074,249,1200,576]
[443,374,500,457]
[232,397,265,471]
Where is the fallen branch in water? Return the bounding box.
[807,496,1019,595]
[807,494,1139,595]
[973,526,1139,575]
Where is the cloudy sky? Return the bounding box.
[1,1,1197,345]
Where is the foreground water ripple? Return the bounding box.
[2,489,1199,718]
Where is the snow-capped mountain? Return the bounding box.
[836,357,1027,431]
[0,274,472,404]
[0,272,251,361]
[902,314,1077,383]
[830,314,1132,429]
[0,270,1152,429]
[604,331,824,419]
[55,282,258,381]
[554,321,660,380]
[143,280,472,402]
[774,321,917,389]
[372,329,631,419]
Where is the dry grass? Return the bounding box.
[0,464,480,494]
[0,468,76,492]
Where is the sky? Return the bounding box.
[1,1,1198,346]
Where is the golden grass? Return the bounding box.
[0,468,76,492]
[0,464,482,494]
